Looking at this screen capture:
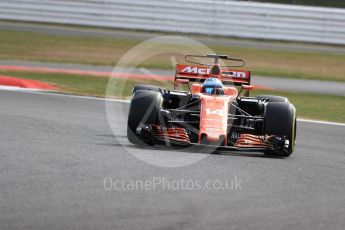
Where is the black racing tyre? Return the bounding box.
[132,85,164,94]
[127,91,163,145]
[264,102,296,157]
[256,95,289,103]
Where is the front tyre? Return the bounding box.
[132,85,165,94]
[127,91,163,145]
[264,102,296,157]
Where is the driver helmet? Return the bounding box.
[202,78,224,95]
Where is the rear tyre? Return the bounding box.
[127,91,163,145]
[264,102,296,157]
[256,95,289,103]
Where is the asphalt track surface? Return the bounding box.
[1,60,345,96]
[1,89,345,230]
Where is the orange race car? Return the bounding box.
[127,54,296,157]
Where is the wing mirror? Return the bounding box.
[174,78,190,91]
[237,85,255,98]
[242,85,255,91]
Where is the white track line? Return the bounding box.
[297,118,345,127]
[1,88,344,127]
[0,85,42,92]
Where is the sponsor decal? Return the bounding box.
[181,66,210,75]
[180,65,249,79]
[205,127,222,132]
[204,108,224,116]
[222,71,248,79]
[230,132,240,140]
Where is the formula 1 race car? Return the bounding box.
[127,54,296,157]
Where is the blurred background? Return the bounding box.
[0,0,344,122]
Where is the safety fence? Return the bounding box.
[0,0,344,44]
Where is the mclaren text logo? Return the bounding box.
[223,72,248,79]
[181,66,210,75]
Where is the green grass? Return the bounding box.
[251,90,345,123]
[1,29,345,82]
[1,69,344,123]
[0,69,172,98]
[209,45,345,82]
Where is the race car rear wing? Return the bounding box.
[175,64,251,86]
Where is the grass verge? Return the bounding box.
[0,69,172,98]
[251,90,345,123]
[1,29,345,82]
[1,69,344,123]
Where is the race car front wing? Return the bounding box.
[137,125,289,154]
